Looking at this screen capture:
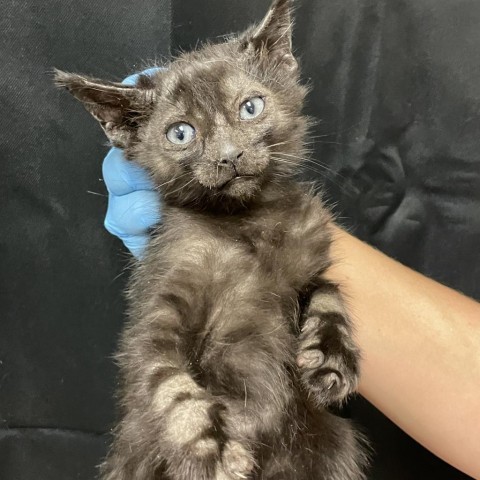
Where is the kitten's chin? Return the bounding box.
[218,176,261,201]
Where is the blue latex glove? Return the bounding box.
[102,69,162,258]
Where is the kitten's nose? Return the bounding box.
[218,144,244,166]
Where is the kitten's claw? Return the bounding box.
[216,441,255,480]
[298,316,360,406]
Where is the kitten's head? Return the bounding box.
[56,0,308,209]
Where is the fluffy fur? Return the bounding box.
[56,1,369,478]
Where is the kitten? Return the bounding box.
[56,0,368,478]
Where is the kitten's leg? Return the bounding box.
[101,302,254,480]
[199,309,294,478]
[297,281,360,405]
[261,407,369,480]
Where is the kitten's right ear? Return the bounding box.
[244,0,297,71]
[54,69,156,148]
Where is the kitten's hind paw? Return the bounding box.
[297,315,360,406]
[216,441,255,480]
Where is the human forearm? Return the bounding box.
[327,225,480,479]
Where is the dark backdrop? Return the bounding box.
[0,1,171,478]
[1,0,478,478]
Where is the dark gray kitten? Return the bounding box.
[56,1,368,478]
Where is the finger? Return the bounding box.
[104,190,161,237]
[102,148,155,196]
[103,67,166,194]
[122,67,164,86]
[121,234,151,259]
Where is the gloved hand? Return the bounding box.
[102,68,162,258]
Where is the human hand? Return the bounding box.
[102,69,162,258]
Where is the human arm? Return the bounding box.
[328,225,480,479]
[102,157,480,478]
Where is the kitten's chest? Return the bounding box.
[238,217,287,256]
[231,197,333,286]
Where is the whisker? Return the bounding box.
[265,141,292,149]
[164,178,196,198]
[271,156,325,176]
[270,156,353,194]
[274,152,350,181]
[274,153,335,173]
[87,190,107,197]
[154,173,191,191]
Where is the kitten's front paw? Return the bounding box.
[297,315,360,406]
[164,395,254,479]
[164,395,228,479]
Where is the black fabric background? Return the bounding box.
[0,0,171,477]
[1,0,478,478]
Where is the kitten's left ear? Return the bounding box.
[247,0,297,70]
[54,69,156,148]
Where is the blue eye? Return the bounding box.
[240,96,265,120]
[166,122,196,145]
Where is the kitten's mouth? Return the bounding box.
[219,174,256,190]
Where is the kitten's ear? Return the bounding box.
[247,0,296,70]
[54,69,156,148]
